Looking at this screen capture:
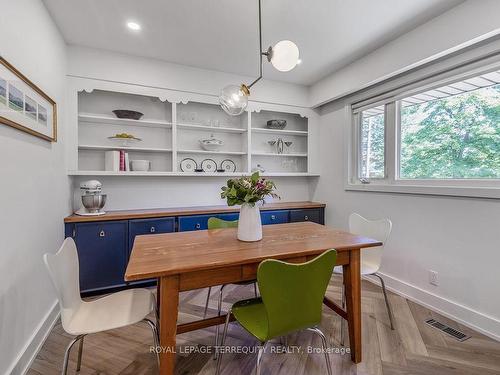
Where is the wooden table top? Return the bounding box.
[64,201,326,223]
[125,222,382,281]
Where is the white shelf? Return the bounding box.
[177,149,246,155]
[252,152,308,157]
[251,128,308,136]
[68,170,318,177]
[78,145,172,153]
[177,123,247,133]
[79,113,173,128]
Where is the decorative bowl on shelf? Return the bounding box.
[199,134,223,151]
[266,119,287,129]
[112,110,144,120]
[131,160,151,171]
[108,133,142,147]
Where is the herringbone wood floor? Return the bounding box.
[28,275,500,375]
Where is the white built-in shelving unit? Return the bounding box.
[67,80,319,177]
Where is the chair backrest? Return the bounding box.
[257,249,336,339]
[349,213,392,272]
[43,238,82,320]
[207,217,238,229]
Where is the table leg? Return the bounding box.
[159,275,179,375]
[343,248,362,363]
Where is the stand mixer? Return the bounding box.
[75,180,107,216]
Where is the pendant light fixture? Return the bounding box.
[219,0,300,116]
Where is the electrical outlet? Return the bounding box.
[429,270,439,286]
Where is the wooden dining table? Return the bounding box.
[125,221,382,375]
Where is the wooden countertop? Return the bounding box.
[64,201,326,223]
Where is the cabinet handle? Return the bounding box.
[99,230,105,237]
[150,226,156,233]
[305,215,309,221]
[195,223,201,229]
[271,215,276,220]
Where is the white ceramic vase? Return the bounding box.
[237,203,262,242]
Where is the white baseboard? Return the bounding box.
[6,301,60,375]
[364,272,500,342]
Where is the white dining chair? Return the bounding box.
[335,213,394,345]
[43,238,159,374]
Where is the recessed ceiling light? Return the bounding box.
[297,59,302,65]
[127,21,141,31]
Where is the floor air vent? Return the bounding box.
[425,318,471,341]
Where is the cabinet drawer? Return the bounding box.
[217,213,239,221]
[290,209,321,224]
[178,214,213,231]
[73,221,128,293]
[128,218,175,252]
[261,210,289,225]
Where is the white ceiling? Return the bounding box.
[42,0,464,85]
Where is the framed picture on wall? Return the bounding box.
[0,56,57,142]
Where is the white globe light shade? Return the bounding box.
[219,84,248,116]
[271,40,300,72]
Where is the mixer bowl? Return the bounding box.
[81,194,107,213]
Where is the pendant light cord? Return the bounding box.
[248,0,264,89]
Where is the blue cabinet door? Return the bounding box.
[73,221,128,293]
[290,209,321,224]
[128,218,175,286]
[261,210,290,225]
[128,217,175,254]
[178,214,214,231]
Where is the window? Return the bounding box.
[348,63,500,198]
[359,105,385,179]
[399,74,500,179]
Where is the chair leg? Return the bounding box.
[204,286,212,318]
[61,335,85,375]
[214,284,226,360]
[143,318,160,368]
[373,273,395,330]
[280,335,288,348]
[308,327,333,375]
[340,283,346,346]
[215,308,232,375]
[255,342,267,375]
[153,304,160,342]
[253,282,258,298]
[76,336,84,372]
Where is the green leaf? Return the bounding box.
[251,171,260,183]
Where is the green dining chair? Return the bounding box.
[205,217,258,359]
[216,249,337,375]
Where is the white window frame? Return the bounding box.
[346,58,500,199]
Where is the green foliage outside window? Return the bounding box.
[400,85,500,179]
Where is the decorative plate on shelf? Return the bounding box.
[108,133,142,147]
[220,159,236,172]
[180,158,197,172]
[201,159,217,173]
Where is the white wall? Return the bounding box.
[309,0,500,106]
[72,176,314,211]
[0,1,70,374]
[67,46,315,210]
[312,98,500,340]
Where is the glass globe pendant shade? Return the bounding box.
[219,84,249,116]
[270,40,300,72]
